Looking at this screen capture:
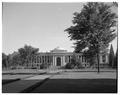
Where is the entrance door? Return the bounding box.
[56,57,61,66]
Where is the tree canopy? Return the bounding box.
[18,45,39,65]
[65,2,117,72]
[2,53,8,68]
[65,2,117,54]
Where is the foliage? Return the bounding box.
[83,48,97,66]
[65,2,117,72]
[65,54,83,69]
[2,53,8,68]
[40,62,50,69]
[65,62,74,69]
[2,45,39,69]
[11,53,22,66]
[18,45,39,66]
[109,44,114,67]
[112,2,118,7]
[113,48,117,68]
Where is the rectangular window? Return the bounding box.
[102,55,106,63]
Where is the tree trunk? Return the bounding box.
[97,53,100,73]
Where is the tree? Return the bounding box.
[83,48,97,66]
[11,53,22,67]
[112,2,118,7]
[65,54,83,69]
[113,48,117,68]
[2,53,8,68]
[109,44,114,67]
[18,45,39,66]
[65,2,117,73]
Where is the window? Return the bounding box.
[102,55,106,63]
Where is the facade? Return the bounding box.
[26,47,109,69]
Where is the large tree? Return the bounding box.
[65,2,117,72]
[18,45,39,66]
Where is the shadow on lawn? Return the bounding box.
[2,79,117,93]
[27,79,117,93]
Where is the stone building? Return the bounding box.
[26,47,109,69]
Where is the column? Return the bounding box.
[38,56,40,63]
[67,56,69,63]
[81,56,82,62]
[37,56,39,63]
[50,56,52,65]
[34,56,36,63]
[30,57,32,63]
[62,56,65,66]
[106,55,108,63]
[36,56,37,63]
[61,56,63,66]
[53,56,54,66]
[42,56,43,64]
[54,56,56,66]
[43,55,45,63]
[99,55,102,63]
[39,56,41,64]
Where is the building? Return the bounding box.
[26,47,109,69]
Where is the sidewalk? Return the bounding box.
[51,72,117,79]
[63,68,117,72]
[2,75,51,93]
[2,69,46,75]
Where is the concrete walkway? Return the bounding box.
[2,75,51,93]
[24,75,51,80]
[51,72,117,79]
[2,75,35,80]
[2,69,46,75]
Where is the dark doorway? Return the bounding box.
[56,57,61,66]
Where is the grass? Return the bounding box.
[31,79,117,93]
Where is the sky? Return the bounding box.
[2,2,118,55]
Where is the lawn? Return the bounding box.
[31,79,117,93]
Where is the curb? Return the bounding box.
[21,78,49,93]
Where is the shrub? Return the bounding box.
[40,63,50,69]
[65,63,74,69]
[31,67,37,69]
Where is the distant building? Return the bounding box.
[26,47,109,69]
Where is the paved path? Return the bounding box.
[2,75,51,93]
[51,72,117,79]
[2,75,35,80]
[24,75,52,80]
[2,69,46,74]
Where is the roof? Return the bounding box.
[50,46,67,53]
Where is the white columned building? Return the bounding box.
[28,47,109,68]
